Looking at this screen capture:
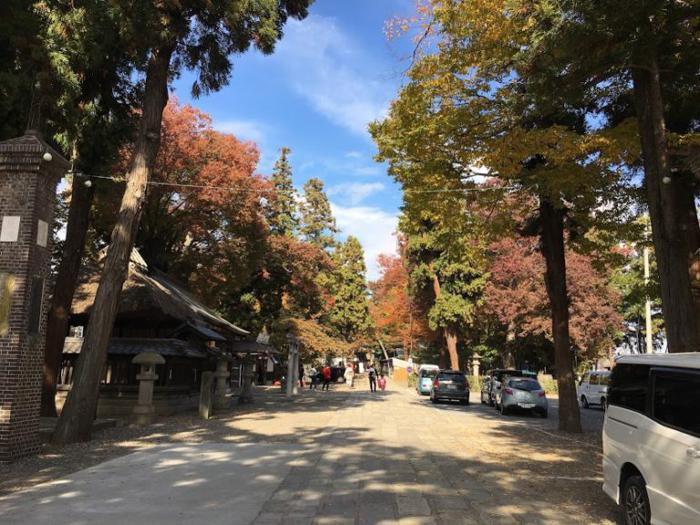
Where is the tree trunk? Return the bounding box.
[52,45,173,444]
[444,327,459,370]
[539,197,582,434]
[673,174,700,323]
[631,57,700,353]
[431,272,460,370]
[503,322,516,368]
[41,176,95,417]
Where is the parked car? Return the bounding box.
[481,369,521,406]
[495,376,548,417]
[578,370,610,409]
[430,370,470,405]
[416,365,439,395]
[602,353,700,525]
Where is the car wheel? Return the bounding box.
[540,409,548,418]
[601,397,607,411]
[622,475,651,525]
[460,399,469,406]
[581,395,589,409]
[430,394,438,404]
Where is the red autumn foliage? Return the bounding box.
[484,236,622,356]
[370,252,430,351]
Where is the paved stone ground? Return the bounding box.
[0,383,620,524]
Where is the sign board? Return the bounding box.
[0,216,20,242]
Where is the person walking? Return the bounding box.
[378,373,387,392]
[322,364,332,391]
[298,362,305,389]
[368,364,377,392]
[309,365,318,390]
[344,362,355,388]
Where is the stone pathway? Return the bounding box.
[0,384,620,524]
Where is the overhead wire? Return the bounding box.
[70,172,520,195]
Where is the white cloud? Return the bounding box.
[273,15,393,138]
[328,182,385,205]
[345,150,363,159]
[214,119,267,143]
[332,203,399,281]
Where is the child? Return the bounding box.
[378,373,387,391]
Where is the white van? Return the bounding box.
[578,370,610,409]
[602,353,700,525]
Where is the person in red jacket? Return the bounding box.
[321,364,332,391]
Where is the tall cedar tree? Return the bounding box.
[514,0,700,352]
[401,215,487,371]
[300,178,338,251]
[54,0,312,445]
[0,1,139,416]
[325,236,373,342]
[36,1,139,417]
[267,147,299,237]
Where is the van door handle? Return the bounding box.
[686,446,700,459]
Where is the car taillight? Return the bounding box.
[504,388,513,395]
[538,391,546,397]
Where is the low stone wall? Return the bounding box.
[56,385,199,418]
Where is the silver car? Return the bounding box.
[496,377,548,417]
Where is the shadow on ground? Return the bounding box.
[0,387,620,525]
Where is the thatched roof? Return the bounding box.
[71,250,249,339]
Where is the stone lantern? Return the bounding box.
[213,358,230,411]
[131,352,165,425]
[471,353,481,377]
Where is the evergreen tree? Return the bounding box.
[54,0,312,445]
[301,177,338,250]
[326,236,373,342]
[515,0,700,353]
[267,147,299,236]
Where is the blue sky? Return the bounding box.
[170,0,416,280]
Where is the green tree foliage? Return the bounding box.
[54,0,313,445]
[324,236,373,342]
[512,0,700,352]
[266,147,300,237]
[370,0,637,432]
[301,178,338,250]
[401,213,488,371]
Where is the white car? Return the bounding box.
[602,353,700,525]
[578,370,610,409]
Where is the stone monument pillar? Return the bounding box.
[286,336,299,398]
[131,352,165,425]
[0,132,68,462]
[199,371,215,419]
[238,358,255,404]
[213,358,230,411]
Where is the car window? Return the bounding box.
[591,374,600,386]
[508,378,542,391]
[653,370,700,437]
[580,373,590,386]
[438,372,466,383]
[599,373,609,386]
[420,369,438,378]
[609,364,650,413]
